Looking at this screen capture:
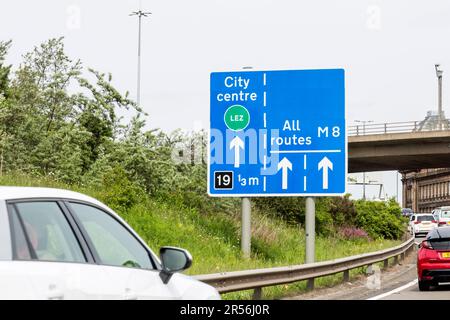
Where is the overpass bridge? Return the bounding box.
[347,119,450,212]
[348,120,450,173]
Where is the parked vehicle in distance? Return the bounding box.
[432,206,450,227]
[417,226,450,291]
[0,187,220,300]
[402,208,413,218]
[408,213,437,236]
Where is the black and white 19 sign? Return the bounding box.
[214,171,233,190]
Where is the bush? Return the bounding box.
[354,198,405,240]
[253,197,306,225]
[328,194,358,226]
[337,226,370,240]
[94,165,145,212]
[315,198,334,236]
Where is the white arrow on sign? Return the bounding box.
[318,156,333,190]
[277,157,292,190]
[230,136,244,168]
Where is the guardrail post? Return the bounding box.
[307,278,315,291]
[252,287,262,300]
[393,255,398,265]
[356,125,359,136]
[343,270,350,282]
[384,123,387,134]
[383,259,389,269]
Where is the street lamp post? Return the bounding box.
[435,64,444,130]
[354,120,373,200]
[130,9,151,107]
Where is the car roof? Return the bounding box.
[0,186,107,209]
[427,226,450,240]
[414,213,433,216]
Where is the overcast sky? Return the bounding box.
[2,0,450,203]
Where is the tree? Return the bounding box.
[0,40,12,98]
[75,69,141,172]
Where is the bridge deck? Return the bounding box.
[348,131,450,173]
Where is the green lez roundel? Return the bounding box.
[224,105,250,131]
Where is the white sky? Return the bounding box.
[2,0,450,202]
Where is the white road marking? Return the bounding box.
[263,92,267,107]
[263,73,266,86]
[304,154,307,170]
[366,279,418,300]
[263,176,266,191]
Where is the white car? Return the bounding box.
[433,206,450,227]
[408,213,437,236]
[0,186,220,300]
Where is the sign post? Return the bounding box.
[305,196,315,289]
[209,69,346,258]
[241,197,251,258]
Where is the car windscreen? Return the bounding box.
[430,239,450,250]
[417,215,434,222]
[441,210,450,218]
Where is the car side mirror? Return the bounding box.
[159,247,192,284]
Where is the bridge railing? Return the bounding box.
[348,119,450,136]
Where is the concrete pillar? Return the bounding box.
[401,173,407,208]
[412,178,419,212]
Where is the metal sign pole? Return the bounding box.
[305,197,315,290]
[241,197,251,258]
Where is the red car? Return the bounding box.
[417,226,450,291]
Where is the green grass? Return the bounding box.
[0,173,401,299]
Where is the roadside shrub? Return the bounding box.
[328,194,357,226]
[95,165,145,212]
[337,226,370,240]
[315,198,334,236]
[354,198,405,240]
[253,197,306,225]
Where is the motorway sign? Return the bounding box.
[208,69,346,197]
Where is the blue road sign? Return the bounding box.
[208,69,346,197]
